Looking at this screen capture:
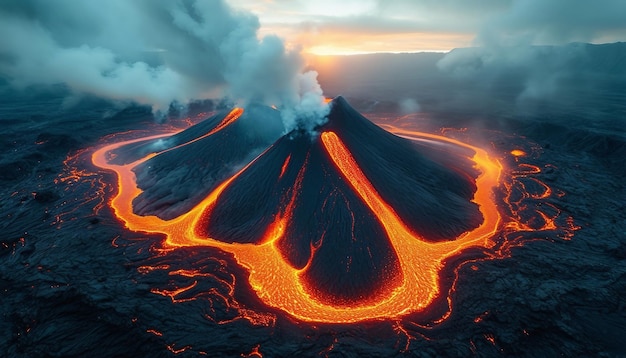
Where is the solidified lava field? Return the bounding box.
[2,49,626,356]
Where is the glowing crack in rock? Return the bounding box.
[90,103,505,323]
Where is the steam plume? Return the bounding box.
[0,0,329,130]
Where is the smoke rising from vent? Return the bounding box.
[0,0,329,131]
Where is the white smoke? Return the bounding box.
[0,0,329,131]
[435,0,616,105]
[280,71,330,134]
[398,98,421,114]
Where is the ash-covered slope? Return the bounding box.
[131,105,284,220]
[108,109,235,166]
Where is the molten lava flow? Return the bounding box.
[91,109,504,323]
[207,108,243,136]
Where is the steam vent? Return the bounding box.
[93,96,502,322]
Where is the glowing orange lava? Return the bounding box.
[91,109,504,323]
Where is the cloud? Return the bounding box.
[280,70,329,134]
[309,0,626,45]
[399,98,421,114]
[0,0,329,130]
[437,44,588,105]
[435,0,626,107]
[243,0,626,54]
[476,0,626,46]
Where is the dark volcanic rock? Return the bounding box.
[35,132,79,153]
[130,105,284,220]
[0,160,33,181]
[193,97,481,302]
[2,65,626,356]
[108,110,232,166]
[32,190,60,203]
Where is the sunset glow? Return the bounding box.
[230,0,626,56]
[302,33,472,56]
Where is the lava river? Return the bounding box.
[91,104,503,323]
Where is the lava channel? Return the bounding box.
[91,103,503,323]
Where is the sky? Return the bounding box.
[1,0,625,122]
[229,0,626,55]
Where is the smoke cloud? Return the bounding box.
[437,0,626,104]
[0,0,329,131]
[398,98,421,114]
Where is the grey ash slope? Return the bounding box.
[107,109,235,166]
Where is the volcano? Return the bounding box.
[92,96,501,321]
[201,97,485,302]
